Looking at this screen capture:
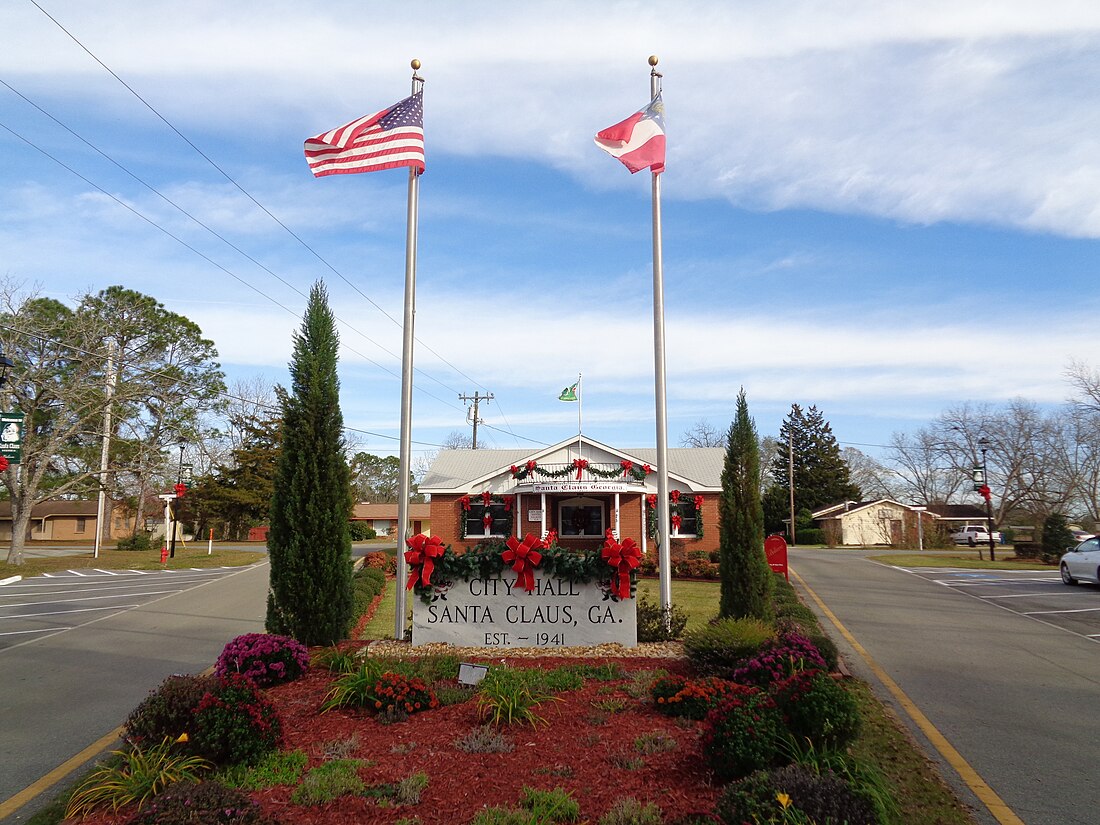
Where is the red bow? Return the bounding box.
[545,529,558,546]
[672,514,682,531]
[481,491,493,507]
[601,535,641,599]
[459,495,471,511]
[670,490,681,503]
[482,512,493,530]
[646,494,657,509]
[694,495,704,511]
[503,533,544,593]
[643,464,652,475]
[526,460,537,471]
[0,456,10,473]
[978,485,991,502]
[510,465,519,476]
[620,459,633,477]
[573,458,588,480]
[405,533,445,590]
[503,495,514,512]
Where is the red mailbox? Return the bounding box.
[764,534,788,580]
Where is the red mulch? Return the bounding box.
[75,650,721,824]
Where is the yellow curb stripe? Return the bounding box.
[791,567,1025,825]
[0,725,123,819]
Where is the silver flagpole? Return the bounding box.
[648,56,673,627]
[577,373,582,455]
[395,59,424,640]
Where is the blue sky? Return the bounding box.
[3,1,1100,465]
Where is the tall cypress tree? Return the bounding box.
[266,282,353,645]
[719,389,772,619]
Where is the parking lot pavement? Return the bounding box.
[885,564,1100,640]
[0,567,249,652]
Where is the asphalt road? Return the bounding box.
[0,561,270,822]
[790,548,1100,825]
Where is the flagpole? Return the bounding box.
[577,373,582,455]
[394,59,424,641]
[647,56,673,628]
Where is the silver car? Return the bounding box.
[1060,537,1100,586]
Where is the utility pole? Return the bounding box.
[94,340,117,559]
[788,438,796,546]
[459,391,493,449]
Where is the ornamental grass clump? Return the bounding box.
[477,667,559,727]
[193,673,283,766]
[732,631,827,688]
[651,674,755,720]
[701,690,784,781]
[215,633,309,687]
[770,670,862,749]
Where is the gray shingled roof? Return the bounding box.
[420,437,724,492]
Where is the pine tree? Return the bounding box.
[719,389,773,619]
[266,282,353,645]
[770,403,861,517]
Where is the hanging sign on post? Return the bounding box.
[0,412,24,464]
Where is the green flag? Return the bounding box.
[558,382,578,402]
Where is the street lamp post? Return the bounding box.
[978,438,996,562]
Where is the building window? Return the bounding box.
[75,517,87,533]
[558,497,604,537]
[465,503,510,538]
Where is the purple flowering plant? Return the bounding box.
[732,631,827,688]
[214,633,309,687]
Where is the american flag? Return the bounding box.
[304,92,424,177]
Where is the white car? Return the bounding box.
[1070,529,1096,543]
[951,525,1002,546]
[1060,537,1100,586]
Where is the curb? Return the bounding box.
[0,575,22,586]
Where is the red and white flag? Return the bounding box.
[304,92,424,177]
[594,93,665,174]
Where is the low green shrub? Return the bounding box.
[193,674,282,766]
[218,749,308,790]
[771,670,861,749]
[701,690,784,781]
[773,602,818,626]
[714,764,878,825]
[777,738,899,824]
[796,528,825,545]
[804,632,839,672]
[127,780,278,824]
[116,532,154,551]
[65,740,210,818]
[291,760,365,804]
[349,522,378,541]
[636,593,689,642]
[520,786,580,822]
[215,633,309,687]
[683,616,775,675]
[125,674,215,748]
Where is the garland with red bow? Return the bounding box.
[404,533,446,590]
[601,530,641,599]
[502,533,545,592]
[646,492,705,539]
[510,459,652,482]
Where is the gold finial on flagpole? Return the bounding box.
[411,59,421,70]
[648,55,659,67]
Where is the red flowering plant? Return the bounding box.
[192,673,282,766]
[732,631,828,688]
[651,674,756,720]
[214,633,309,688]
[770,669,862,748]
[368,672,438,718]
[701,690,784,781]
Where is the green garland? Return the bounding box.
[410,540,635,604]
[510,459,650,483]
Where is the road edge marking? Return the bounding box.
[0,725,123,819]
[791,567,1025,825]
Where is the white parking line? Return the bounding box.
[981,592,1084,599]
[0,626,68,637]
[0,589,183,609]
[92,569,120,575]
[2,604,141,620]
[1022,607,1100,616]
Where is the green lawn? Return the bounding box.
[0,547,265,580]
